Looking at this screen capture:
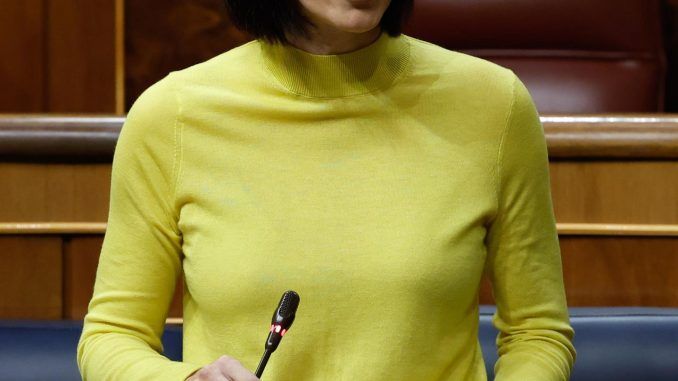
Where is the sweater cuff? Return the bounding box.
[494,343,572,381]
[169,361,203,381]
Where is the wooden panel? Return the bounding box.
[664,0,678,112]
[0,1,122,113]
[0,236,62,319]
[480,236,678,307]
[479,275,493,305]
[63,236,102,319]
[560,236,678,306]
[550,161,678,224]
[1,160,674,226]
[63,235,183,319]
[0,163,111,222]
[47,0,123,113]
[0,1,45,111]
[170,277,184,318]
[125,0,250,109]
[0,233,674,315]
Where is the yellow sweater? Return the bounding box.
[77,31,575,380]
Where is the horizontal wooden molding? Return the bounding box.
[0,115,123,161]
[1,222,677,237]
[2,114,678,160]
[543,114,678,159]
[557,223,678,236]
[0,222,107,234]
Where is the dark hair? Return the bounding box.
[223,0,414,45]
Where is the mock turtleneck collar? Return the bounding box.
[259,31,411,98]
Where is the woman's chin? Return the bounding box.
[333,20,381,34]
[330,9,382,33]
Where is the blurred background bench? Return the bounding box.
[2,307,678,381]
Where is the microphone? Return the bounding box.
[255,290,300,378]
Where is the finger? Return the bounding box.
[215,355,259,381]
[194,364,231,381]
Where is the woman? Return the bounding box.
[77,0,576,380]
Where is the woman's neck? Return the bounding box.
[285,25,382,55]
[260,27,410,98]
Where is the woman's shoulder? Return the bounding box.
[166,39,264,86]
[403,34,516,88]
[402,34,520,111]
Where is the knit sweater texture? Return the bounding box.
[77,31,576,380]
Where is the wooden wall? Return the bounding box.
[0,1,44,112]
[5,0,678,113]
[125,0,250,109]
[478,115,678,306]
[0,0,124,113]
[0,115,676,319]
[0,163,110,319]
[5,0,677,114]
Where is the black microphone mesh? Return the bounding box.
[279,290,300,317]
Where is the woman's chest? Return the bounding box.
[176,128,497,313]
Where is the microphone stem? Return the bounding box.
[255,349,272,378]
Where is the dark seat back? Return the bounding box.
[479,307,678,380]
[2,307,677,380]
[403,0,666,113]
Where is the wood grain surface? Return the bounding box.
[0,163,111,222]
[480,236,678,307]
[0,236,62,319]
[0,1,45,112]
[125,0,250,109]
[63,235,183,319]
[0,0,122,113]
[47,0,123,113]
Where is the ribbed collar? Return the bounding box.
[259,31,410,98]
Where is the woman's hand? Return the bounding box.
[186,355,260,381]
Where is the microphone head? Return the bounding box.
[266,290,300,352]
[272,290,300,329]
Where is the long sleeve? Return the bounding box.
[485,74,577,380]
[76,74,202,380]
